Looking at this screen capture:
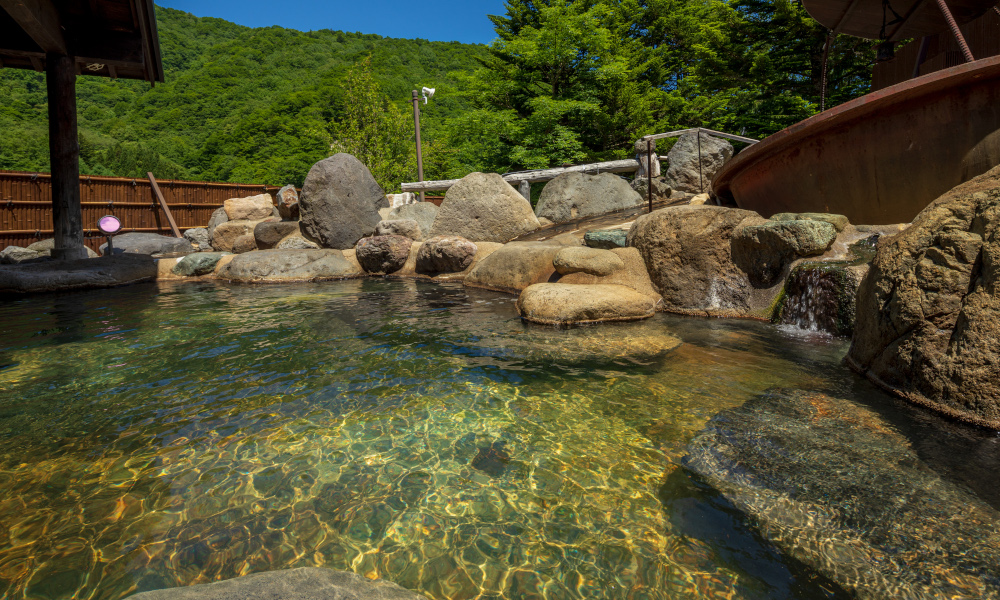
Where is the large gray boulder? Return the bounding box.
[663,132,734,194]
[731,219,838,287]
[100,233,193,256]
[848,165,1000,429]
[299,153,387,249]
[628,205,769,316]
[429,172,540,242]
[128,568,427,600]
[387,202,437,236]
[0,254,156,293]
[217,249,364,283]
[535,172,643,224]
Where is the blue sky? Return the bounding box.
[155,1,507,45]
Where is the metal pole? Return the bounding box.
[697,129,704,193]
[411,90,425,202]
[646,139,653,214]
[934,0,975,63]
[912,37,931,79]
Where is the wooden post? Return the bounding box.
[147,172,181,238]
[518,180,530,202]
[411,91,425,203]
[635,138,659,179]
[46,53,87,261]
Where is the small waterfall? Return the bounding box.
[778,264,861,336]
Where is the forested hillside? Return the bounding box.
[0,7,487,188]
[0,0,877,191]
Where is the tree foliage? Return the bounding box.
[0,1,877,189]
[330,57,416,192]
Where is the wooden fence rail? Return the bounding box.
[0,170,286,252]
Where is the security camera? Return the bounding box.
[421,87,435,104]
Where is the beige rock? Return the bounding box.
[429,172,540,242]
[275,231,321,250]
[553,247,624,276]
[211,218,276,252]
[628,205,770,316]
[517,283,657,325]
[224,194,275,221]
[232,233,257,254]
[558,247,662,304]
[464,242,561,294]
[690,193,710,205]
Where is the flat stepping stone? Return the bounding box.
[553,247,624,276]
[216,249,363,283]
[517,283,657,325]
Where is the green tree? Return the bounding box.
[329,56,416,192]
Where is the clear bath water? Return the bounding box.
[0,279,995,600]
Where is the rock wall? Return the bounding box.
[848,165,1000,429]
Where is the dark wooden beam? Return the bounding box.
[0,0,67,54]
[46,53,88,260]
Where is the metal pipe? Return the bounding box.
[912,36,931,79]
[411,90,425,202]
[934,0,975,63]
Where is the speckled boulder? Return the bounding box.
[217,249,364,282]
[415,235,477,274]
[376,219,422,241]
[731,219,838,287]
[429,172,540,242]
[355,235,412,274]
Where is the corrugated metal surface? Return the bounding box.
[873,9,1000,90]
[0,171,288,252]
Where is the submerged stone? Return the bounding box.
[517,283,656,325]
[128,567,427,599]
[0,254,156,294]
[684,388,1000,599]
[471,441,511,477]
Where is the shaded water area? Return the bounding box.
[0,279,998,600]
